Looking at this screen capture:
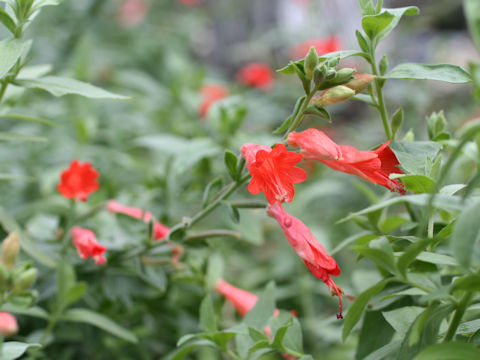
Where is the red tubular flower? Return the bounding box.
[241,143,307,204]
[117,0,148,28]
[0,312,18,337]
[106,200,170,241]
[267,202,343,319]
[215,279,259,317]
[290,36,342,59]
[236,62,274,90]
[288,129,405,194]
[199,84,228,117]
[57,160,99,202]
[71,227,107,265]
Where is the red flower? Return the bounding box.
[0,312,18,337]
[117,0,148,28]
[178,0,200,5]
[215,279,259,317]
[199,84,228,117]
[288,129,405,194]
[57,160,99,202]
[290,36,342,59]
[267,202,343,318]
[71,227,107,265]
[241,143,307,204]
[106,200,170,241]
[236,62,274,90]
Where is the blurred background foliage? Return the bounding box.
[1,0,479,359]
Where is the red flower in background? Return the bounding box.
[178,0,200,5]
[0,312,18,337]
[106,200,170,240]
[241,143,307,204]
[117,0,148,28]
[288,129,405,194]
[236,62,274,90]
[215,279,259,317]
[267,202,343,319]
[199,84,228,117]
[57,160,99,202]
[290,36,342,59]
[71,227,107,265]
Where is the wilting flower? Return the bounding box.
[241,143,307,204]
[236,62,274,90]
[57,160,99,202]
[288,129,405,194]
[0,312,18,337]
[267,202,343,318]
[199,84,228,117]
[290,36,341,59]
[117,0,148,28]
[106,200,170,240]
[71,227,107,265]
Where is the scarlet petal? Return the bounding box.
[57,160,99,201]
[236,62,274,90]
[71,227,107,265]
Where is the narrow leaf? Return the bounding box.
[385,63,471,83]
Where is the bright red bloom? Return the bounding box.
[106,200,170,241]
[290,36,342,59]
[117,0,148,28]
[199,84,228,117]
[57,160,99,202]
[267,202,343,318]
[215,279,259,317]
[71,227,107,265]
[236,62,274,90]
[0,312,18,337]
[288,129,405,194]
[241,143,307,204]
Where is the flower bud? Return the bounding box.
[0,312,18,337]
[313,65,327,86]
[312,86,355,106]
[334,68,356,83]
[1,232,20,270]
[325,69,336,80]
[12,268,37,295]
[327,56,340,68]
[344,74,375,94]
[304,46,318,81]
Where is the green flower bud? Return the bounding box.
[1,232,20,270]
[344,74,375,94]
[312,85,355,106]
[334,68,356,83]
[313,65,327,86]
[325,69,336,80]
[12,268,37,295]
[327,56,340,68]
[304,46,319,81]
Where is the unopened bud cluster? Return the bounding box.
[302,46,374,108]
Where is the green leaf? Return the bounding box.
[0,113,57,126]
[277,51,364,74]
[0,342,41,360]
[62,308,138,343]
[393,174,435,193]
[0,8,16,34]
[1,304,49,319]
[415,252,457,266]
[200,295,217,334]
[375,7,419,42]
[166,339,216,360]
[452,200,480,269]
[385,63,471,83]
[397,238,433,277]
[17,76,129,99]
[303,105,330,121]
[362,12,395,40]
[342,278,391,340]
[382,306,425,336]
[363,340,401,360]
[413,342,480,360]
[352,93,377,107]
[0,39,28,79]
[206,253,223,291]
[452,275,480,292]
[355,310,395,360]
[269,311,304,355]
[356,30,370,53]
[338,194,466,224]
[202,176,223,209]
[244,281,275,331]
[456,319,480,335]
[389,141,442,175]
[224,150,238,180]
[464,0,480,51]
[358,0,375,16]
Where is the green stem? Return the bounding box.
[225,348,242,360]
[369,48,392,140]
[283,91,316,140]
[443,291,474,342]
